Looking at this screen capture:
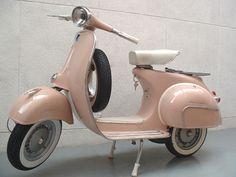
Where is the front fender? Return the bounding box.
[158,83,221,128]
[9,87,73,125]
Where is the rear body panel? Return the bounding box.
[97,68,221,135]
[158,83,221,128]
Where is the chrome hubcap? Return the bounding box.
[38,138,44,145]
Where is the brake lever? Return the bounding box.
[47,15,72,21]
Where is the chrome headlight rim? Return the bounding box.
[72,6,91,27]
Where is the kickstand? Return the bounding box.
[131,139,144,177]
[108,141,116,159]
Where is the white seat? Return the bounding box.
[129,49,180,66]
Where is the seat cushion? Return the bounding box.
[129,49,180,66]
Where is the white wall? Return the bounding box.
[1,0,236,151]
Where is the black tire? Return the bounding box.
[165,128,207,158]
[7,120,62,170]
[89,49,112,112]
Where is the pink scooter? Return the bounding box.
[7,6,221,177]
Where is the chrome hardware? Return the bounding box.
[72,6,91,27]
[7,118,15,133]
[214,96,221,103]
[24,88,42,97]
[165,67,210,76]
[38,138,44,145]
[133,75,139,91]
[50,73,58,82]
[74,32,81,42]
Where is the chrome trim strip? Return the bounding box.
[24,88,42,97]
[102,130,170,140]
[96,116,144,124]
[182,103,219,127]
[183,103,219,112]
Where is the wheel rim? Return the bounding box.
[175,129,201,150]
[20,120,61,168]
[24,121,56,161]
[88,59,98,105]
[172,128,207,155]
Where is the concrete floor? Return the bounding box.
[0,128,236,177]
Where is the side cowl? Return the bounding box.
[158,83,221,128]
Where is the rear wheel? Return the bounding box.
[7,120,62,170]
[165,128,207,157]
[88,49,112,112]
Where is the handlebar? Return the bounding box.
[49,6,139,44]
[87,14,139,44]
[112,29,139,44]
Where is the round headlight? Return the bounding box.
[72,6,91,27]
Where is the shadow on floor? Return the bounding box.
[1,128,236,177]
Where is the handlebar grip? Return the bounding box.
[112,29,139,44]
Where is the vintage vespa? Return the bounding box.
[7,6,221,177]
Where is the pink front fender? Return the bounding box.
[9,87,73,125]
[158,83,221,128]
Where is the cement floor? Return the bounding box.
[0,128,236,177]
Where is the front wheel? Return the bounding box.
[7,120,62,170]
[165,128,207,158]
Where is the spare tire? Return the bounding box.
[88,48,112,112]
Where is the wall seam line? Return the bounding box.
[17,0,236,30]
[17,1,21,96]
